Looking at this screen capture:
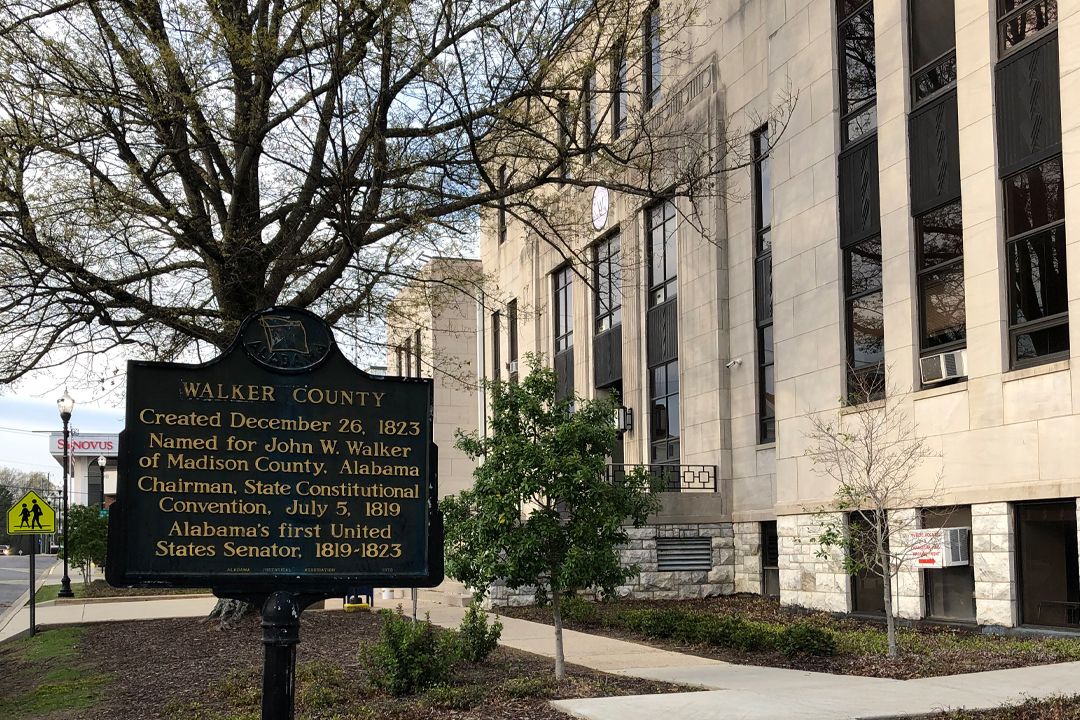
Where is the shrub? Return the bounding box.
[367,609,456,695]
[457,603,503,663]
[559,595,600,624]
[778,623,837,657]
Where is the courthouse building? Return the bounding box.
[477,0,1080,628]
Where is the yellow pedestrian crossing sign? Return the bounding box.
[7,491,56,534]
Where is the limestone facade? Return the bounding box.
[472,0,1080,629]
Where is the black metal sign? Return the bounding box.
[106,307,443,594]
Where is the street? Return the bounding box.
[0,554,56,615]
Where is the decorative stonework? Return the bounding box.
[972,502,1016,627]
[734,521,762,594]
[777,513,848,613]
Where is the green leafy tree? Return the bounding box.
[444,355,660,680]
[66,504,108,585]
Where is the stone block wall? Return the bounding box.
[616,523,735,600]
[733,521,762,594]
[485,522,736,607]
[972,502,1016,627]
[778,512,848,613]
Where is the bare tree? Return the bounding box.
[0,0,791,394]
[805,371,940,659]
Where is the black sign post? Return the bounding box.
[107,308,442,720]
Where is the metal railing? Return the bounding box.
[606,463,717,492]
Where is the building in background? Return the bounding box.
[48,433,119,508]
[479,0,1080,630]
[385,257,483,500]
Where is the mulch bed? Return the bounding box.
[9,611,682,720]
[500,595,1080,680]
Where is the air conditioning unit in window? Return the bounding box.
[911,526,970,568]
[507,359,518,374]
[920,349,967,385]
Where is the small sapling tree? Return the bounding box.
[443,355,660,680]
[67,504,108,585]
[805,371,940,659]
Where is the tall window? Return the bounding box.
[650,360,679,465]
[998,0,1057,54]
[498,165,507,244]
[643,2,661,111]
[647,200,678,467]
[583,72,598,165]
[491,310,501,381]
[553,266,574,353]
[917,202,966,353]
[395,346,403,375]
[837,0,882,402]
[647,200,677,306]
[403,336,412,377]
[557,97,570,183]
[910,0,956,105]
[845,238,885,400]
[838,1,876,146]
[594,234,622,333]
[753,127,774,442]
[611,40,628,139]
[508,298,519,380]
[1005,156,1068,366]
[413,329,422,377]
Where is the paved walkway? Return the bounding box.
[2,590,1079,719]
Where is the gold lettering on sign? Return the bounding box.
[180,382,276,402]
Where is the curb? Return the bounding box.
[53,593,215,606]
[0,558,60,637]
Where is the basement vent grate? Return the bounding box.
[656,537,713,571]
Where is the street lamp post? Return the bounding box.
[57,389,75,598]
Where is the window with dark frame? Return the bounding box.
[643,2,661,111]
[508,298,519,380]
[594,233,622,333]
[612,40,628,139]
[395,346,403,376]
[491,310,501,381]
[403,337,412,378]
[649,359,680,465]
[838,0,877,147]
[1005,156,1068,366]
[753,127,774,443]
[498,164,508,244]
[583,72,598,165]
[761,521,779,599]
[647,200,678,307]
[916,201,966,354]
[553,266,574,354]
[997,0,1057,55]
[557,97,570,183]
[413,329,422,377]
[845,237,885,401]
[910,0,957,105]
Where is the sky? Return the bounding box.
[0,394,125,485]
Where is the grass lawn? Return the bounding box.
[0,610,683,720]
[0,627,112,719]
[501,595,1080,679]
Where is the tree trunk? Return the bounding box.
[881,554,898,659]
[551,589,566,681]
[206,598,255,628]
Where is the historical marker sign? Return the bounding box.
[106,307,442,595]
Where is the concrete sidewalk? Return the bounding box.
[2,593,1078,719]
